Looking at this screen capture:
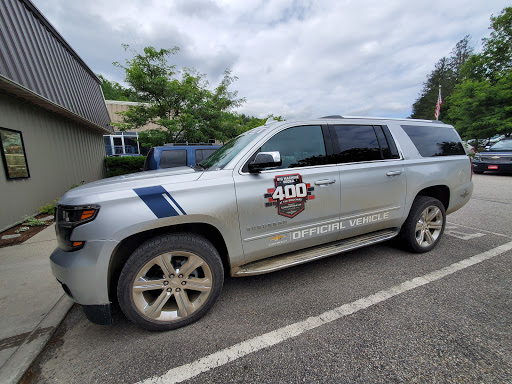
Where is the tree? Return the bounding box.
[481,7,512,81]
[447,7,512,139]
[448,73,512,139]
[449,35,474,82]
[98,74,143,102]
[410,36,473,120]
[411,57,453,120]
[112,45,246,143]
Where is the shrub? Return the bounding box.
[104,156,146,177]
[23,216,48,227]
[40,198,58,215]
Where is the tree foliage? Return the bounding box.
[410,36,473,120]
[98,74,143,102]
[112,45,246,143]
[448,73,512,139]
[411,7,512,142]
[447,7,512,140]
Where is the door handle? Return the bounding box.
[386,171,402,177]
[314,179,336,186]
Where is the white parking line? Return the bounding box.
[138,241,512,384]
[445,227,486,240]
[446,221,511,238]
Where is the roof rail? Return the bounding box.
[320,115,443,124]
[163,143,218,146]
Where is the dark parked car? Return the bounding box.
[473,139,512,174]
[143,144,221,171]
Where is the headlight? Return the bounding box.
[474,154,481,161]
[56,205,100,251]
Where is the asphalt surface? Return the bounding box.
[23,173,512,384]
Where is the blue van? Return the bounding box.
[143,144,221,171]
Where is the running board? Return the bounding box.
[232,228,399,277]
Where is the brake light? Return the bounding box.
[469,156,473,181]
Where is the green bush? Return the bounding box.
[40,198,58,215]
[23,216,48,227]
[104,156,146,177]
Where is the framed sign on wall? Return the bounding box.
[0,127,30,180]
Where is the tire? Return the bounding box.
[473,170,484,174]
[397,196,446,253]
[117,233,224,331]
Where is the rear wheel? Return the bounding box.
[117,233,224,331]
[397,196,446,253]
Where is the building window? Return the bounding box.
[0,127,30,179]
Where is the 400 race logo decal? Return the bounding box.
[264,174,315,218]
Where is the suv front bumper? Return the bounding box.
[50,239,119,325]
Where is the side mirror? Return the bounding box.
[248,151,282,173]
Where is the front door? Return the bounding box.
[233,125,341,264]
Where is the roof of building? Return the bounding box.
[0,0,112,134]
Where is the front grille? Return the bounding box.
[480,156,512,164]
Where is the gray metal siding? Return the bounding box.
[0,0,111,129]
[0,92,106,231]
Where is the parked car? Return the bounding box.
[51,116,473,331]
[143,144,221,171]
[462,141,475,155]
[473,138,512,174]
[484,134,506,150]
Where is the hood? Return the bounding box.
[479,150,512,157]
[62,167,202,202]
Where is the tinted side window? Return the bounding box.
[401,125,465,157]
[195,149,217,164]
[374,126,400,159]
[331,125,382,163]
[260,125,327,169]
[160,150,187,168]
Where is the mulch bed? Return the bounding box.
[0,214,55,248]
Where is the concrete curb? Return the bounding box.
[0,294,74,384]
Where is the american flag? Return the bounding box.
[434,85,442,120]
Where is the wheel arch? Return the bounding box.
[416,185,450,211]
[107,223,229,302]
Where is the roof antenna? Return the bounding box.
[265,117,276,125]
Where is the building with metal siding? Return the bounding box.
[0,0,113,231]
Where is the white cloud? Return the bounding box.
[32,0,510,119]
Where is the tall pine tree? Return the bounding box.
[410,36,473,120]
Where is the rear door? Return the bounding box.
[329,124,406,238]
[233,124,341,264]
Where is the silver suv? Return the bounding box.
[50,116,473,331]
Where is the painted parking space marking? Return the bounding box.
[137,240,512,384]
[444,225,486,240]
[447,221,511,238]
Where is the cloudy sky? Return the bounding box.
[31,0,510,120]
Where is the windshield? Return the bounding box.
[489,140,512,151]
[200,131,259,170]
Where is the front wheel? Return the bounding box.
[397,196,446,253]
[117,233,224,331]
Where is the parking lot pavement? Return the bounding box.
[23,174,512,384]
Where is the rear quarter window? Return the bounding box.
[160,150,187,168]
[401,125,465,157]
